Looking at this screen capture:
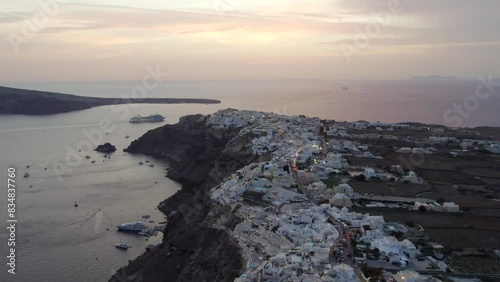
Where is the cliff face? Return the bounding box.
[112,114,269,282]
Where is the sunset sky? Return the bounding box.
[1,0,499,81]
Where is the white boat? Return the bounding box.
[129,114,165,123]
[115,243,129,250]
[116,221,147,231]
[138,229,150,236]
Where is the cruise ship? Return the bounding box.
[116,221,147,231]
[129,114,165,123]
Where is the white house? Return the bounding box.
[271,253,287,267]
[359,229,385,243]
[261,263,286,281]
[334,184,354,198]
[331,193,353,208]
[308,181,327,191]
[361,215,385,230]
[358,145,369,151]
[412,148,426,154]
[371,236,399,256]
[397,147,412,153]
[487,144,500,154]
[364,168,377,180]
[322,153,347,169]
[311,247,330,266]
[273,171,292,188]
[403,171,424,184]
[327,264,358,282]
[251,177,273,188]
[400,239,417,258]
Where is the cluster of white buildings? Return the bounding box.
[211,162,305,206]
[459,139,500,154]
[203,109,466,281]
[277,207,338,246]
[322,205,423,269]
[229,203,353,281]
[396,147,434,155]
[414,201,460,212]
[359,229,416,267]
[205,112,361,280]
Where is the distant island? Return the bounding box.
[0,86,221,115]
[411,75,458,80]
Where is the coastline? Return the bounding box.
[111,113,270,282]
[111,109,500,281]
[0,86,221,115]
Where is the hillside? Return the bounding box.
[0,86,220,115]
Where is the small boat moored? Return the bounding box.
[138,229,150,236]
[23,173,30,178]
[116,221,147,232]
[115,243,129,250]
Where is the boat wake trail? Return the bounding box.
[0,123,100,133]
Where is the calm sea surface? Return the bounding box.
[0,80,499,282]
[4,79,500,127]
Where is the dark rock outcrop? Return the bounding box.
[95,143,117,153]
[110,114,270,282]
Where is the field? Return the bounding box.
[341,124,500,275]
[350,180,432,197]
[356,208,500,249]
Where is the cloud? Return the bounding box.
[1,0,499,81]
[0,12,28,23]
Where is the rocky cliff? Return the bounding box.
[111,114,269,282]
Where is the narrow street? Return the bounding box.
[291,138,367,281]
